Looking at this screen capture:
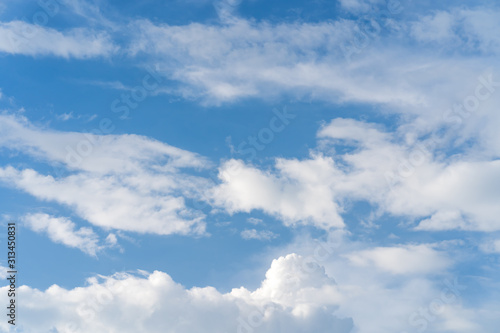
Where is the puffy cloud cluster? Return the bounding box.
[211,157,344,230]
[0,254,353,333]
[211,118,500,231]
[2,244,496,333]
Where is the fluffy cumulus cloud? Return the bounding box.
[211,157,344,230]
[1,245,497,333]
[0,254,353,333]
[211,117,500,231]
[0,114,210,235]
[128,16,434,106]
[318,118,500,231]
[273,234,500,333]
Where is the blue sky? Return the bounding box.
[0,0,500,332]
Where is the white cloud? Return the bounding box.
[22,213,107,257]
[1,243,495,333]
[411,11,457,43]
[0,254,353,333]
[129,18,398,105]
[211,157,344,230]
[56,112,75,121]
[459,8,500,54]
[0,21,116,58]
[435,305,481,332]
[411,8,500,54]
[119,6,500,167]
[0,266,8,279]
[0,114,207,173]
[385,160,500,231]
[479,239,500,254]
[0,167,205,235]
[266,233,500,333]
[0,166,206,236]
[415,210,472,231]
[232,254,344,313]
[57,0,119,30]
[246,217,263,225]
[0,3,498,332]
[211,117,500,231]
[3,5,498,119]
[240,229,277,241]
[0,115,210,236]
[105,233,118,246]
[345,244,451,275]
[121,10,497,111]
[338,0,385,12]
[118,6,500,174]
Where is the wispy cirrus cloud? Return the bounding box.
[0,20,117,58]
[411,8,500,54]
[22,213,115,257]
[122,7,500,110]
[240,228,277,241]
